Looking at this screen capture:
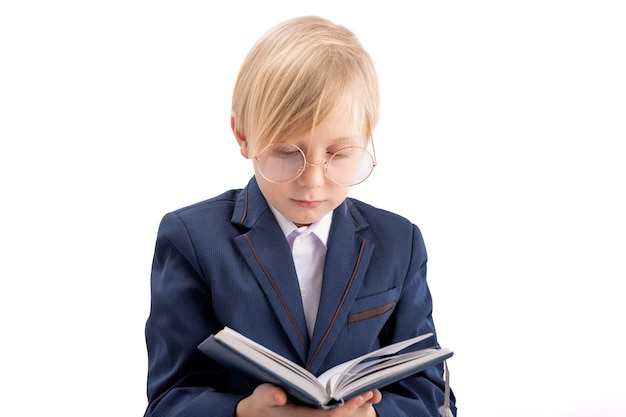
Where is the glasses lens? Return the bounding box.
[256,144,305,183]
[328,146,375,186]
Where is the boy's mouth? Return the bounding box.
[293,199,323,209]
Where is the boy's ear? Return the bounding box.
[231,113,251,159]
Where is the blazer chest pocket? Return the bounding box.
[348,287,399,323]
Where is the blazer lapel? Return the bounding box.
[232,179,310,362]
[230,179,375,372]
[305,200,375,374]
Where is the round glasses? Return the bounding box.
[254,143,376,186]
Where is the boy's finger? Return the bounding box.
[365,389,382,404]
[344,391,372,409]
[260,384,287,406]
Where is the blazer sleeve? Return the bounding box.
[374,224,457,417]
[144,212,244,417]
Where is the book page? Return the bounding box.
[317,333,433,388]
[215,328,326,398]
[332,348,453,400]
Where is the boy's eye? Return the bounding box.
[268,145,301,159]
[330,147,356,159]
[278,150,299,158]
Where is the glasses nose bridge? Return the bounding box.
[304,159,329,171]
[298,159,328,183]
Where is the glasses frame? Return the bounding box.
[254,137,377,186]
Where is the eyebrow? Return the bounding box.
[330,136,363,143]
[296,136,365,148]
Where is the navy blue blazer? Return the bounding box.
[144,177,455,417]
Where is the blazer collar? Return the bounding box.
[231,177,271,228]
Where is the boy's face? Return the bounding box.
[242,106,365,227]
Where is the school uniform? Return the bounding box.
[144,177,455,417]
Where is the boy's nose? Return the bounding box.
[297,161,327,188]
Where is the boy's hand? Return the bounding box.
[235,383,381,417]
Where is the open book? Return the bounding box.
[197,327,453,409]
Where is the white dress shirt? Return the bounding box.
[269,206,332,338]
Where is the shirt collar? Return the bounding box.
[269,206,332,249]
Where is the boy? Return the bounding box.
[144,16,455,417]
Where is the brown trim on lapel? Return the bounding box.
[306,239,367,369]
[348,301,397,323]
[242,234,308,349]
[348,205,364,228]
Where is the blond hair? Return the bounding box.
[231,16,380,155]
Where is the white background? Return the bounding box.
[1,1,625,416]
